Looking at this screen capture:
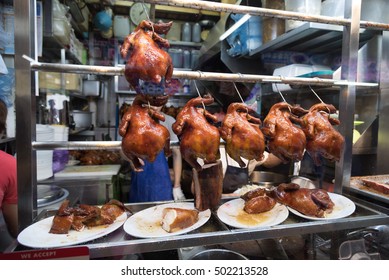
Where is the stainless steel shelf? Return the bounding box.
[25,196,389,259]
[250,22,380,57]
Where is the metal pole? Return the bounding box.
[334,0,361,194]
[27,59,378,88]
[137,0,389,30]
[14,0,37,231]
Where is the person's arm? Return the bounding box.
[2,203,18,238]
[172,146,185,200]
[262,153,283,168]
[172,146,182,188]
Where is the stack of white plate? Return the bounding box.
[49,124,69,141]
[36,124,54,181]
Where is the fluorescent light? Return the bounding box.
[219,14,252,41]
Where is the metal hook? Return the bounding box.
[309,85,330,113]
[141,1,154,34]
[275,78,292,113]
[193,80,206,111]
[233,82,245,103]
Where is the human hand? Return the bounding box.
[173,186,186,200]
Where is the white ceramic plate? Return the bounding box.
[217,198,289,229]
[17,212,128,249]
[288,193,356,220]
[123,202,211,238]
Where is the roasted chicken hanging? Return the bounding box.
[270,183,334,218]
[119,94,170,170]
[219,103,265,167]
[120,20,173,94]
[172,94,220,171]
[300,103,345,166]
[262,102,308,163]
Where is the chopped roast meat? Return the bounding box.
[49,200,74,234]
[270,183,334,218]
[161,207,199,233]
[49,199,128,234]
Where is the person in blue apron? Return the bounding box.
[129,150,173,202]
[128,104,184,203]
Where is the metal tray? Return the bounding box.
[349,175,389,204]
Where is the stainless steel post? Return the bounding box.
[335,0,361,193]
[14,1,37,230]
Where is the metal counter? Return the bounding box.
[12,194,389,259]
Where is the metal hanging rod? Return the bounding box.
[138,0,389,31]
[32,140,181,150]
[26,57,378,88]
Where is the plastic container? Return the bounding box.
[272,64,332,92]
[192,22,201,43]
[168,48,183,68]
[182,22,192,42]
[183,50,191,69]
[53,18,71,45]
[321,0,345,18]
[262,0,285,44]
[190,49,200,69]
[284,0,321,31]
[113,15,131,38]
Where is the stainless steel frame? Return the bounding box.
[13,0,389,258]
[14,0,38,231]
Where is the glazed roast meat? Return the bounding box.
[240,188,276,214]
[120,20,173,93]
[172,95,220,171]
[219,103,265,167]
[301,103,345,166]
[262,102,308,163]
[119,94,170,170]
[270,183,334,218]
[49,199,128,234]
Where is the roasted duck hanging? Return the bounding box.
[120,20,173,94]
[219,102,265,167]
[119,94,171,170]
[262,102,308,163]
[300,103,345,166]
[172,94,220,171]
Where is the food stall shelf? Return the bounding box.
[11,195,388,259]
[249,22,380,57]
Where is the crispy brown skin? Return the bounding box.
[271,183,334,218]
[301,103,345,166]
[161,208,199,233]
[243,195,276,214]
[50,199,127,234]
[173,95,220,171]
[119,94,170,170]
[120,20,173,94]
[49,200,74,234]
[219,103,265,167]
[262,102,308,163]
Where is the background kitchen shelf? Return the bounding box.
[250,22,381,57]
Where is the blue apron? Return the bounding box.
[129,150,173,202]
